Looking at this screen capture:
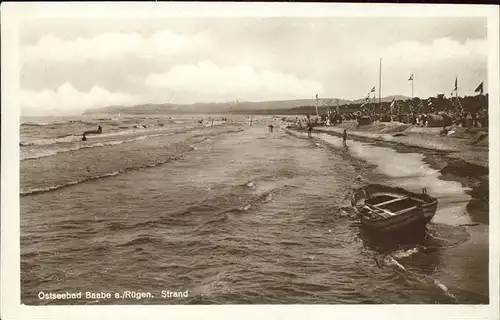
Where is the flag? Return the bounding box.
[370,86,376,93]
[390,97,396,112]
[475,81,484,94]
[452,77,457,92]
[408,73,414,81]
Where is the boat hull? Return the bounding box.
[351,184,438,234]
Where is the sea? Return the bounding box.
[20,114,489,304]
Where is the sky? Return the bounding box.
[20,16,488,115]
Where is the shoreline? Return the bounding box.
[293,121,488,169]
[283,124,489,225]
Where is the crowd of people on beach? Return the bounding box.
[280,95,489,149]
[368,109,489,129]
[287,96,488,136]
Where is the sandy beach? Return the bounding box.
[306,121,489,169]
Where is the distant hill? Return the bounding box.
[83,99,347,115]
[351,95,410,104]
[82,95,412,116]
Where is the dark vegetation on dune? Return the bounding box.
[439,159,489,177]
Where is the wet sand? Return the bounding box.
[310,122,488,168]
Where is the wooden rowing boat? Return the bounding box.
[351,184,438,233]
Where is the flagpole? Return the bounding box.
[371,92,373,114]
[480,83,484,111]
[411,75,414,99]
[477,83,484,127]
[369,93,372,114]
[390,99,393,122]
[481,91,485,113]
[379,58,382,107]
[315,95,319,118]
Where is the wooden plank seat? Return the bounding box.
[392,206,417,215]
[365,204,418,218]
[364,204,395,218]
[373,196,409,207]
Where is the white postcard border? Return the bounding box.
[1,2,499,320]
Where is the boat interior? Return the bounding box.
[363,194,425,219]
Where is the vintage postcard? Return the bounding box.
[1,2,499,320]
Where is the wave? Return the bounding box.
[20,125,181,147]
[424,224,471,249]
[21,170,122,196]
[20,132,175,161]
[116,234,163,248]
[21,126,242,195]
[20,135,82,146]
[375,253,457,302]
[391,247,421,259]
[225,188,280,216]
[21,149,59,161]
[20,152,191,197]
[21,122,50,127]
[20,117,184,129]
[21,120,97,127]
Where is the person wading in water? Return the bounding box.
[342,129,348,147]
[307,122,313,138]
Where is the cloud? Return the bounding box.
[21,83,140,115]
[19,19,488,108]
[322,37,487,99]
[381,38,486,65]
[21,29,211,62]
[144,60,324,102]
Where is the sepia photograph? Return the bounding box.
[2,2,499,320]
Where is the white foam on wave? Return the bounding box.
[20,123,186,147]
[21,122,50,126]
[433,279,457,300]
[20,134,81,146]
[392,247,420,259]
[378,253,458,302]
[20,170,122,196]
[385,255,406,271]
[20,132,174,161]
